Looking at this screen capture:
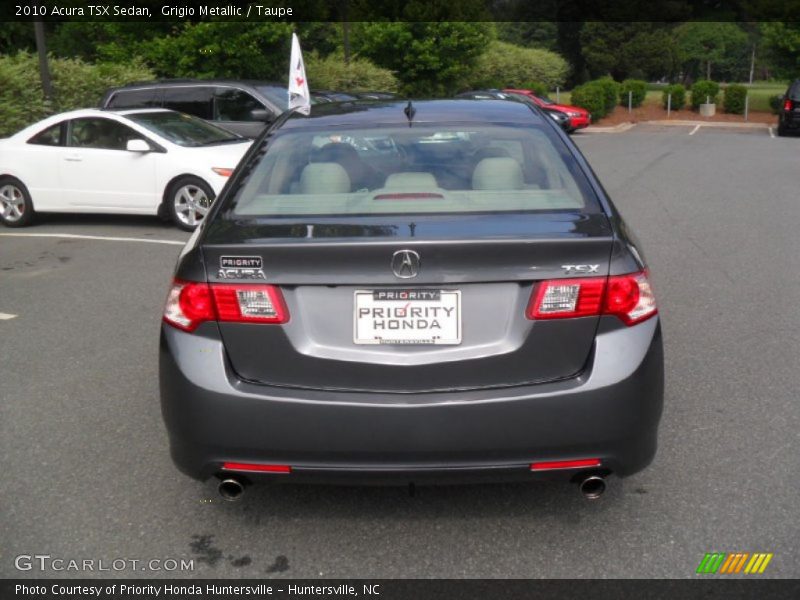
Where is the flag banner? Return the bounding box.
[288,32,311,115]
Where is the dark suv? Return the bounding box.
[101,80,287,138]
[778,79,800,136]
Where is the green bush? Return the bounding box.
[469,41,569,90]
[619,79,647,107]
[306,52,398,93]
[690,80,720,109]
[769,93,785,114]
[570,82,609,119]
[519,81,550,98]
[662,84,687,110]
[594,76,621,112]
[0,52,154,137]
[723,84,748,114]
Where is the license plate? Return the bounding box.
[354,289,461,345]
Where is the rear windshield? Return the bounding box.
[227,124,600,217]
[126,111,241,147]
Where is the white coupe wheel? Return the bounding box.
[168,177,215,231]
[0,178,34,227]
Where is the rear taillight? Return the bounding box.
[784,98,793,112]
[163,280,288,332]
[528,277,605,319]
[526,270,657,326]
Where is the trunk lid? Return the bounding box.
[202,212,613,392]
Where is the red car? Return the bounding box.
[504,89,591,132]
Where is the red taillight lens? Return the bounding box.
[221,462,291,474]
[163,280,288,331]
[784,98,793,112]
[526,270,657,326]
[605,271,657,325]
[163,281,215,332]
[527,277,605,319]
[211,284,289,324]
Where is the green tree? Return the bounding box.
[467,41,568,90]
[675,22,749,81]
[760,22,800,79]
[496,22,558,51]
[137,22,295,80]
[582,23,678,81]
[353,22,494,96]
[306,51,398,91]
[619,29,680,80]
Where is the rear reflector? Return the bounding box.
[526,270,657,326]
[784,98,793,112]
[530,458,601,471]
[222,462,291,474]
[163,280,288,332]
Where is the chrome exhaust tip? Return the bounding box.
[218,478,245,501]
[579,475,606,500]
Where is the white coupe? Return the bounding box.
[0,108,253,230]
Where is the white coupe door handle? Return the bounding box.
[64,154,82,162]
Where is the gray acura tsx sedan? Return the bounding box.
[159,99,664,501]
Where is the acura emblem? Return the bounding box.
[391,250,420,279]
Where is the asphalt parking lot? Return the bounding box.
[1,123,798,579]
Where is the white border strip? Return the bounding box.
[0,312,17,320]
[0,232,185,246]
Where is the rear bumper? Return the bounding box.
[780,112,800,128]
[159,318,664,484]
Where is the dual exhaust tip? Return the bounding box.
[218,478,245,501]
[579,475,606,500]
[218,474,607,501]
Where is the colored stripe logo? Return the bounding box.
[696,552,773,574]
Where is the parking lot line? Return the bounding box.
[689,124,701,135]
[0,232,185,246]
[0,312,17,320]
[769,126,775,138]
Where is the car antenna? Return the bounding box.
[404,100,416,126]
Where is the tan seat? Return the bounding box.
[299,162,351,194]
[472,157,524,190]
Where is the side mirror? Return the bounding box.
[126,139,151,153]
[249,109,272,122]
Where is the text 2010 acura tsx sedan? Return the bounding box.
[159,99,664,501]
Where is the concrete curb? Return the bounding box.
[640,120,770,129]
[580,122,636,133]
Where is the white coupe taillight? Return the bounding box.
[163,280,288,332]
[527,270,657,326]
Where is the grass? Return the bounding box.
[547,81,788,113]
[740,82,786,112]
